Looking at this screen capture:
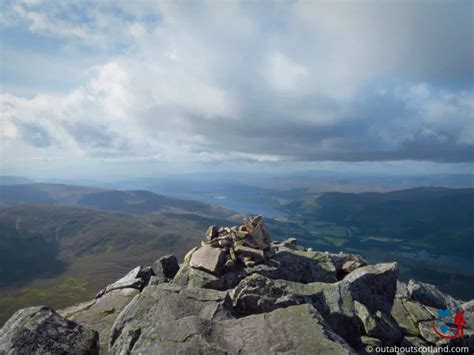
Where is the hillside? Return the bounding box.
[0,204,237,325]
[282,187,474,259]
[0,183,234,218]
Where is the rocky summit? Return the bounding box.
[0,216,473,354]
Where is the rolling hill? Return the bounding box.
[0,203,238,325]
[281,187,474,259]
[0,183,235,218]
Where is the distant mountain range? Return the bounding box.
[0,183,235,218]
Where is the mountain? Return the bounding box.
[281,187,474,259]
[0,176,34,185]
[0,201,237,326]
[1,233,473,354]
[0,183,234,218]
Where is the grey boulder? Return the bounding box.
[407,279,461,310]
[344,262,398,314]
[229,274,362,349]
[189,245,226,275]
[152,254,180,280]
[354,300,403,346]
[0,306,99,355]
[96,266,154,298]
[58,288,139,353]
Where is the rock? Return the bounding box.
[183,246,198,264]
[360,335,383,348]
[175,246,339,291]
[272,249,338,283]
[57,299,97,319]
[96,266,154,298]
[173,263,245,290]
[403,300,433,324]
[59,288,139,353]
[438,331,474,354]
[390,298,419,336]
[407,279,461,310]
[215,304,355,355]
[229,274,362,349]
[463,299,474,330]
[418,320,446,343]
[148,275,166,286]
[354,301,403,346]
[109,283,234,354]
[342,260,363,274]
[189,244,226,275]
[205,225,219,241]
[152,254,179,280]
[0,306,99,355]
[328,253,368,279]
[401,336,436,355]
[234,244,265,261]
[343,262,398,314]
[110,287,355,355]
[230,273,304,315]
[396,280,410,299]
[247,219,271,250]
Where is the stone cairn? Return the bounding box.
[187,215,272,275]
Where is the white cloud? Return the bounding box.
[265,52,308,93]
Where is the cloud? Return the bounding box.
[1,0,473,177]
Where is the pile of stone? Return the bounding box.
[188,215,272,274]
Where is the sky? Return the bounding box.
[1,0,473,179]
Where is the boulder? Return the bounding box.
[247,219,271,250]
[229,274,362,349]
[148,275,167,286]
[189,244,226,275]
[463,299,474,330]
[205,225,219,241]
[214,304,355,355]
[272,249,338,283]
[401,336,436,354]
[407,279,461,310]
[360,336,383,348]
[59,288,139,353]
[403,300,434,324]
[109,285,355,355]
[343,262,398,314]
[396,280,410,299]
[234,244,265,261]
[109,283,234,354]
[329,253,368,279]
[354,301,403,346]
[152,254,180,280]
[96,266,154,298]
[390,298,419,336]
[0,306,99,355]
[173,263,246,290]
